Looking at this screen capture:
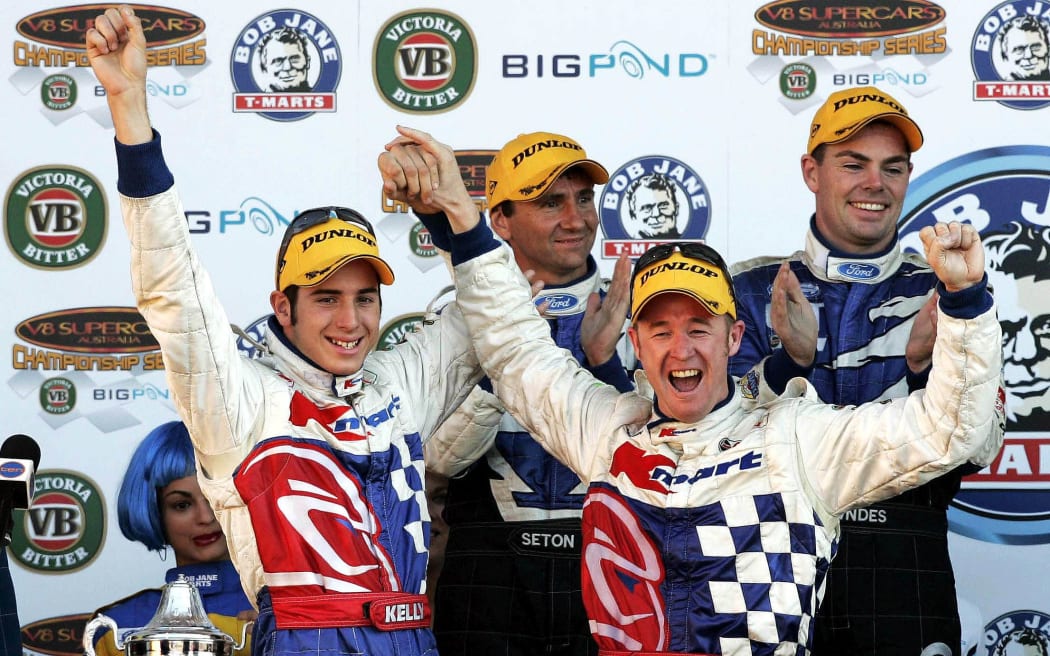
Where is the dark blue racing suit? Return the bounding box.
[730,218,974,656]
[433,258,633,656]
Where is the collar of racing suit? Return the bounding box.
[264,316,364,398]
[634,371,743,455]
[803,214,903,284]
[531,255,603,317]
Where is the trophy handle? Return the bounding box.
[82,614,121,656]
[233,620,254,651]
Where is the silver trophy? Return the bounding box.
[83,575,250,656]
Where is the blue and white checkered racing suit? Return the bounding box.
[449,231,1003,656]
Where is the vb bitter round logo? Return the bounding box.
[11,469,105,573]
[409,222,438,258]
[5,165,107,271]
[40,73,76,111]
[40,377,76,415]
[378,313,425,350]
[373,9,477,113]
[230,9,342,121]
[780,62,816,99]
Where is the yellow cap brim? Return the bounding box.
[489,159,609,208]
[276,219,395,291]
[630,252,735,322]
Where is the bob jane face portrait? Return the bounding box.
[257,27,313,92]
[627,173,682,240]
[985,221,1050,429]
[997,16,1050,81]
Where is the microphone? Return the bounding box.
[0,434,41,547]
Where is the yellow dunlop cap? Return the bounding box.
[630,250,736,322]
[486,131,609,208]
[276,216,394,291]
[807,86,923,154]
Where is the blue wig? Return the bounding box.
[117,421,196,552]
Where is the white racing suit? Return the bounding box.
[117,133,485,656]
[451,238,1004,656]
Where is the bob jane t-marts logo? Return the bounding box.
[14,5,206,67]
[231,9,342,121]
[598,156,711,258]
[753,0,947,56]
[898,145,1050,545]
[13,307,164,373]
[5,166,106,270]
[971,1,1050,110]
[10,470,105,573]
[982,610,1050,654]
[373,9,477,113]
[234,315,269,360]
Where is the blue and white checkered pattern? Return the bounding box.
[633,490,835,655]
[340,430,431,592]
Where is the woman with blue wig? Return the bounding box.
[88,421,254,656]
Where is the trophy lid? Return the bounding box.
[124,575,235,651]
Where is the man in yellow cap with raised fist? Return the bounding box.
[730,87,1001,655]
[87,7,490,656]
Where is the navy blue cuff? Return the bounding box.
[587,352,633,393]
[115,129,174,198]
[413,211,453,251]
[477,376,493,395]
[937,274,991,319]
[906,366,930,392]
[763,348,815,395]
[450,217,500,266]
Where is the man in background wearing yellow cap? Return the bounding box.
[88,9,491,656]
[729,87,1001,655]
[386,129,633,655]
[381,125,1002,656]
